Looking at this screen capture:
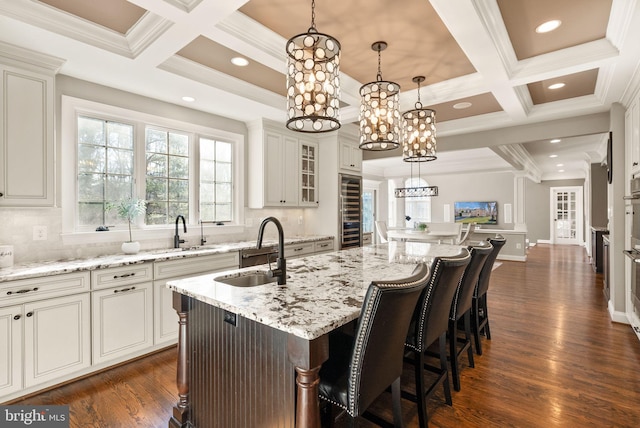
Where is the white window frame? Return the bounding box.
[61,95,245,246]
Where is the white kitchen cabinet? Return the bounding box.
[153,252,239,345]
[92,281,153,365]
[264,131,299,207]
[247,119,319,208]
[23,293,91,388]
[285,242,315,259]
[0,64,55,206]
[300,140,319,206]
[339,138,362,173]
[0,305,22,396]
[314,238,334,254]
[627,98,640,176]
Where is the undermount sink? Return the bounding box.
[214,270,277,287]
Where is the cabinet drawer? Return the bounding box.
[0,272,90,306]
[91,263,153,290]
[154,252,240,280]
[285,242,315,259]
[314,239,334,253]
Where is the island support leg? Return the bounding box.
[287,334,329,428]
[169,293,190,428]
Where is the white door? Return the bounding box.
[550,186,584,245]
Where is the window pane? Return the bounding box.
[199,138,233,222]
[78,117,104,145]
[216,204,232,221]
[146,201,168,225]
[216,183,232,203]
[146,153,167,177]
[146,177,167,200]
[78,145,105,173]
[146,129,167,153]
[216,142,232,162]
[169,202,189,219]
[201,160,215,181]
[216,162,232,182]
[78,202,105,225]
[169,179,189,202]
[169,156,189,179]
[107,122,133,149]
[200,182,214,201]
[107,148,133,175]
[105,175,133,202]
[169,133,189,156]
[78,173,104,201]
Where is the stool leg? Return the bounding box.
[391,377,405,428]
[463,311,474,368]
[414,349,428,428]
[449,319,461,392]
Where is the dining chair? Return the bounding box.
[318,263,430,427]
[375,220,388,243]
[403,249,471,428]
[448,241,492,391]
[472,236,506,355]
[456,222,477,245]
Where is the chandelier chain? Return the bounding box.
[376,47,382,81]
[310,0,316,30]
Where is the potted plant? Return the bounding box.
[107,197,147,254]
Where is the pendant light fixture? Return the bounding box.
[285,0,341,133]
[402,76,437,162]
[394,161,439,198]
[359,41,401,151]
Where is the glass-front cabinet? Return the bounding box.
[299,140,319,206]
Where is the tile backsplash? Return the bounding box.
[0,207,310,265]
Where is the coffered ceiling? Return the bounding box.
[0,0,638,180]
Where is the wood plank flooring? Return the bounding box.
[11,244,640,427]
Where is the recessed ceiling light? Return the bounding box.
[549,154,558,158]
[182,96,195,102]
[556,163,564,167]
[548,83,565,90]
[536,20,561,33]
[558,169,565,173]
[231,57,249,67]
[550,138,561,143]
[453,102,472,110]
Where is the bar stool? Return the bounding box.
[448,241,492,391]
[318,263,430,427]
[472,236,506,355]
[403,249,471,428]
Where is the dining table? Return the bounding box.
[166,241,467,428]
[387,228,460,244]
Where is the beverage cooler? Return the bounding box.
[339,173,362,249]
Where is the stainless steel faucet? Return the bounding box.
[256,217,286,285]
[174,215,187,248]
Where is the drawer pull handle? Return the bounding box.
[114,286,136,293]
[7,287,39,296]
[113,273,136,279]
[13,314,20,320]
[26,312,33,317]
[319,244,329,247]
[294,247,303,252]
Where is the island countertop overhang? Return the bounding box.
[167,242,466,340]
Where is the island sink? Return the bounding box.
[214,270,277,287]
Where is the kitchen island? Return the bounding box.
[166,242,466,428]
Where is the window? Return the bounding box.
[404,177,432,224]
[199,137,233,222]
[77,117,134,227]
[62,95,244,242]
[145,127,190,225]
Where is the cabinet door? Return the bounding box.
[0,305,22,396]
[339,140,362,173]
[92,282,153,365]
[300,141,319,206]
[23,293,91,388]
[264,131,286,206]
[0,66,54,206]
[630,100,640,174]
[282,136,299,206]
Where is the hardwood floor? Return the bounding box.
[12,244,640,427]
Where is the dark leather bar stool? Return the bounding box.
[472,236,506,355]
[318,263,430,427]
[448,241,492,391]
[403,249,471,428]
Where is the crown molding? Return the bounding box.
[0,40,65,72]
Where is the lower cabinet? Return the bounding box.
[0,293,91,396]
[91,282,153,365]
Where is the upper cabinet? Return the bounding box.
[248,120,319,208]
[627,98,640,176]
[339,136,362,174]
[0,48,61,207]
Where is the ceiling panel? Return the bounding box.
[527,69,599,105]
[497,0,612,60]
[425,93,503,122]
[38,0,146,34]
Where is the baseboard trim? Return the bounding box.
[608,301,629,324]
[497,254,526,262]
[537,239,552,244]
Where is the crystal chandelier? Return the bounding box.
[402,76,437,162]
[285,0,341,133]
[359,41,401,151]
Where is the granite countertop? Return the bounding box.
[0,235,333,282]
[167,242,467,340]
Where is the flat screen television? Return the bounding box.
[454,201,498,225]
